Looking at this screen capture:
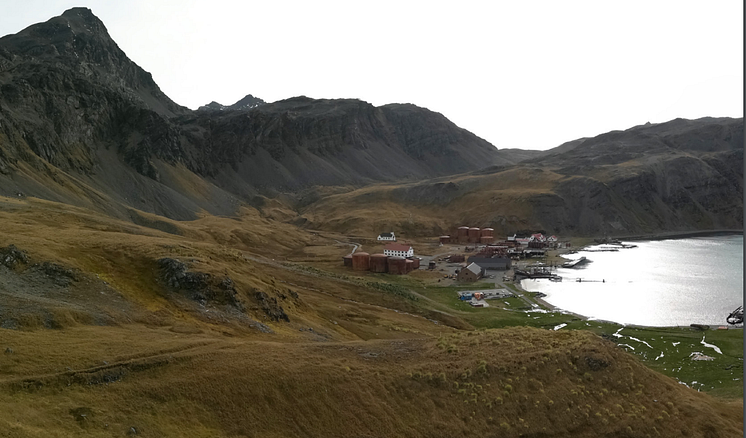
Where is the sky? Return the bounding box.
[0,1,742,150]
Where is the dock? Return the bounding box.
[562,256,588,268]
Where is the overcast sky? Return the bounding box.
[1,1,742,150]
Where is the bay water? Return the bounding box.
[520,235,743,327]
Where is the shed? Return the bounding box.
[343,254,353,267]
[457,262,483,282]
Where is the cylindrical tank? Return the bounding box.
[343,254,353,267]
[468,227,480,243]
[439,235,450,244]
[411,257,420,269]
[352,252,370,271]
[457,226,469,243]
[405,259,414,273]
[480,236,494,244]
[387,256,406,275]
[481,228,494,237]
[369,254,388,273]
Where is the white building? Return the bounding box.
[377,232,396,241]
[383,243,413,257]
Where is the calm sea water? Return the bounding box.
[520,235,743,327]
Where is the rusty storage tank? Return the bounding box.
[411,257,420,269]
[405,259,414,273]
[387,256,407,275]
[468,227,480,243]
[343,254,353,267]
[439,235,451,244]
[369,253,388,273]
[352,252,370,271]
[481,227,494,237]
[480,235,494,244]
[457,226,469,243]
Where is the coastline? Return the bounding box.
[515,233,743,329]
[610,229,743,242]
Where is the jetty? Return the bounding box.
[514,268,562,282]
[562,256,588,268]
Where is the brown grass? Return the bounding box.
[0,326,741,437]
[0,195,741,437]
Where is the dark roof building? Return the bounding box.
[467,256,512,270]
[457,262,483,282]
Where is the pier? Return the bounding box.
[562,256,588,268]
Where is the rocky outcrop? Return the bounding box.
[0,245,29,269]
[157,258,241,308]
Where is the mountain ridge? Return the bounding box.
[0,8,741,238]
[0,8,534,222]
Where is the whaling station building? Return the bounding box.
[377,232,396,241]
[383,243,414,258]
[342,237,419,275]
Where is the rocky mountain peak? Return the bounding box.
[1,7,113,61]
[198,94,266,112]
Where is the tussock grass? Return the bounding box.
[0,326,741,437]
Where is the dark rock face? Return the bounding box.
[157,258,240,308]
[33,262,80,287]
[254,290,289,322]
[0,245,29,268]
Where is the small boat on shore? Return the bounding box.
[726,306,743,325]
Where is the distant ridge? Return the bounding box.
[198,94,266,111]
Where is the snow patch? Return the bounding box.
[700,335,722,354]
[627,336,653,349]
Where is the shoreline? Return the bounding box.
[513,275,742,331]
[609,229,743,242]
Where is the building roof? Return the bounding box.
[384,243,412,252]
[464,262,482,275]
[468,256,511,269]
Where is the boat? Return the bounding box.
[726,305,743,325]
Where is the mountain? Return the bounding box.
[301,117,743,237]
[0,8,530,222]
[197,93,266,111]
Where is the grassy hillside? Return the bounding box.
[1,326,742,438]
[0,195,741,437]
